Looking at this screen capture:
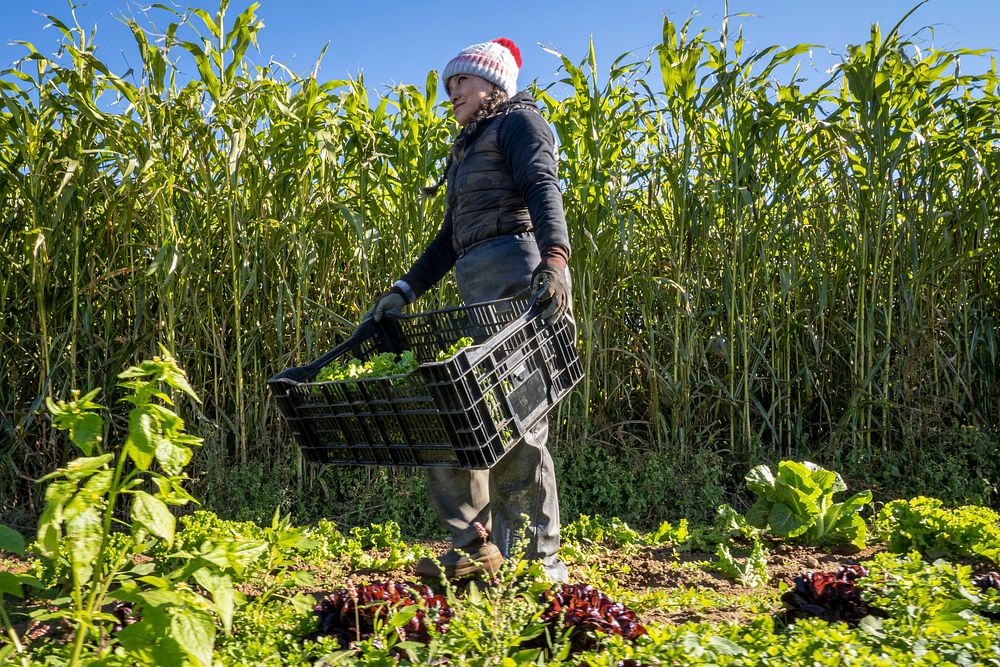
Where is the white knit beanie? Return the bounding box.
[442,38,522,97]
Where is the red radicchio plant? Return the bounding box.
[310,580,648,656]
[779,564,886,627]
[974,572,1000,620]
[311,580,453,649]
[531,583,647,652]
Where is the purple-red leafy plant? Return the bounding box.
[974,571,1000,620]
[311,580,648,657]
[533,583,647,652]
[312,580,453,649]
[779,564,885,626]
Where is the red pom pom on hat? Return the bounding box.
[492,37,522,68]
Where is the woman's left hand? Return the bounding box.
[530,262,570,324]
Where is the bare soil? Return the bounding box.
[290,539,887,627]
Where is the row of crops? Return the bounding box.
[1,3,998,524]
[1,353,998,664]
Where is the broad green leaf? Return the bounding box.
[289,570,316,587]
[926,611,968,633]
[127,408,157,470]
[0,571,24,597]
[169,606,216,667]
[390,606,418,629]
[745,499,770,530]
[60,454,114,481]
[152,476,198,506]
[0,525,25,555]
[115,585,183,608]
[768,502,810,538]
[837,514,869,550]
[66,506,102,586]
[193,568,235,635]
[193,539,267,575]
[839,489,873,514]
[160,354,201,403]
[745,464,775,498]
[805,463,846,495]
[155,438,193,476]
[132,491,176,544]
[129,562,157,577]
[708,635,748,655]
[776,461,822,497]
[36,479,77,558]
[84,463,114,490]
[115,607,166,650]
[289,591,317,614]
[770,480,820,522]
[68,412,103,456]
[137,575,173,589]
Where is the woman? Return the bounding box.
[369,38,572,583]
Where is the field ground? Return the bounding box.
[4,511,999,665]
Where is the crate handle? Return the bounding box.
[268,318,380,385]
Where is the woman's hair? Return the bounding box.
[422,87,510,197]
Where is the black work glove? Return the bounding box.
[366,287,407,322]
[529,261,571,324]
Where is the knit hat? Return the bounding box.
[442,38,522,97]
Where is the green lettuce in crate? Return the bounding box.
[316,350,418,383]
[745,460,872,549]
[316,337,476,383]
[436,336,474,361]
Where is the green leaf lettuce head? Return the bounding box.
[436,336,475,361]
[316,350,418,383]
[745,460,872,549]
[316,337,477,383]
[874,496,1000,564]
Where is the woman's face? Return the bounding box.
[447,74,496,126]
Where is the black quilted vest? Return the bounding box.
[446,108,535,253]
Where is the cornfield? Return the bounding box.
[1,2,997,525]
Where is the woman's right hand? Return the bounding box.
[367,291,407,322]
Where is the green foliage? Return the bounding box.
[874,496,1000,564]
[7,497,1000,664]
[709,539,769,589]
[341,521,422,571]
[745,461,873,549]
[561,514,692,562]
[860,552,995,631]
[316,351,419,383]
[858,426,1000,509]
[555,441,730,528]
[562,515,646,551]
[0,526,25,556]
[419,563,559,665]
[214,592,333,666]
[2,351,257,667]
[3,0,998,530]
[678,504,762,553]
[435,336,475,361]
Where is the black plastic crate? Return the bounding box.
[268,298,583,469]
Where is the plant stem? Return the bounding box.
[1,605,31,667]
[69,444,131,666]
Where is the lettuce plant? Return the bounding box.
[745,461,872,549]
[874,497,1000,564]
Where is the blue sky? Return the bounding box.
[3,1,998,96]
